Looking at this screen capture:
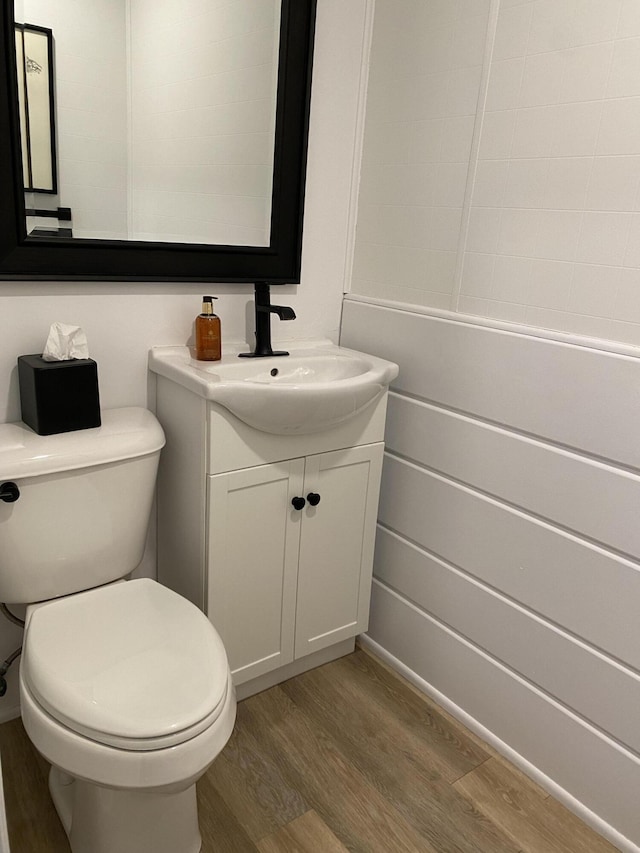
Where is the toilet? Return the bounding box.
[0,407,236,853]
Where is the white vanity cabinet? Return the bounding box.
[152,343,395,696]
[207,444,383,684]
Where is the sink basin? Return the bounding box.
[149,341,398,435]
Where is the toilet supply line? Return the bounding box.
[0,604,24,698]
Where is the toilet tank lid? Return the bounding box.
[0,407,165,479]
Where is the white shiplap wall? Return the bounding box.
[341,298,640,853]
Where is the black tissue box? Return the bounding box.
[18,354,101,435]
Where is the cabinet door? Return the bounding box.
[207,459,304,685]
[295,443,384,658]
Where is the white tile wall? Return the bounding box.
[460,0,640,343]
[353,0,640,347]
[351,0,492,307]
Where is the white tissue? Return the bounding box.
[41,322,90,362]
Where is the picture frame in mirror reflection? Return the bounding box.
[14,23,56,194]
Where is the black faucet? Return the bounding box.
[239,282,296,358]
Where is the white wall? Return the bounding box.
[352,0,640,349]
[22,0,129,239]
[0,0,369,719]
[343,0,640,849]
[129,0,279,245]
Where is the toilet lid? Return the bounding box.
[22,579,230,751]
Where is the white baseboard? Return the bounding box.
[359,633,639,853]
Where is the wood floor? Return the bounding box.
[0,647,618,853]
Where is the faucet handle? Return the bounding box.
[273,305,296,321]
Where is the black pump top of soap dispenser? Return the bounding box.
[201,295,218,315]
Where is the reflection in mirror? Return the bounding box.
[16,0,280,246]
[15,23,56,194]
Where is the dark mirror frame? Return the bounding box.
[0,0,317,283]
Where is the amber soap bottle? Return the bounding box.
[195,296,221,361]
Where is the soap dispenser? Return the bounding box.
[195,296,221,361]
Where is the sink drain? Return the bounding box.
[270,368,279,376]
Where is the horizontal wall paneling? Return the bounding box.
[342,300,640,470]
[386,392,640,558]
[374,527,640,754]
[379,455,640,671]
[340,299,640,848]
[368,581,640,849]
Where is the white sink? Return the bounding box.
[149,341,398,435]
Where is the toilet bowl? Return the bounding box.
[0,408,236,852]
[19,579,236,853]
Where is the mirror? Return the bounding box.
[0,0,316,282]
[17,0,280,246]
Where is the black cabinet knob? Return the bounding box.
[307,492,321,506]
[0,482,19,503]
[291,496,306,511]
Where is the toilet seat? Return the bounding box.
[22,579,230,751]
[20,669,237,792]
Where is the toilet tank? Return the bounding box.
[0,408,165,604]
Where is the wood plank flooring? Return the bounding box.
[0,647,619,852]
